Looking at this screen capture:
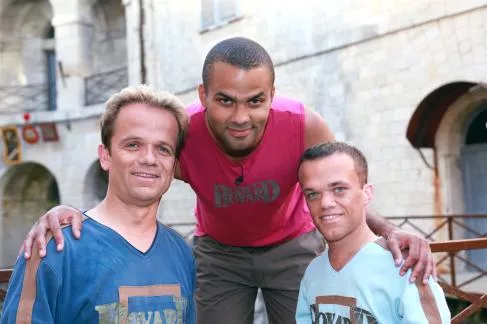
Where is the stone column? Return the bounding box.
[50,0,94,110]
[123,0,143,85]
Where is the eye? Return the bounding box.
[334,187,346,194]
[306,192,318,201]
[218,98,233,106]
[249,98,263,107]
[159,146,172,155]
[126,142,139,150]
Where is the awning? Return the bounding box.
[406,82,479,148]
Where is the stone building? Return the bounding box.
[140,0,487,269]
[0,0,486,273]
[0,0,128,267]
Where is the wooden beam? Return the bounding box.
[430,238,487,253]
[0,269,12,283]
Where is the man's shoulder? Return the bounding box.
[271,95,305,114]
[44,218,103,258]
[304,252,328,276]
[185,101,204,117]
[157,222,194,257]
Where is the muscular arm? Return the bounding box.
[304,106,335,148]
[365,207,396,239]
[303,105,435,283]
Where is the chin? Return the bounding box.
[130,189,163,202]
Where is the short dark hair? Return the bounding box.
[202,37,275,89]
[299,142,368,186]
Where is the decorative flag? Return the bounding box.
[39,122,59,142]
[22,125,40,144]
[1,126,22,165]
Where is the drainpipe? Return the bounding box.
[138,0,147,84]
[432,146,443,217]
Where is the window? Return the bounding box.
[44,25,57,111]
[201,0,240,30]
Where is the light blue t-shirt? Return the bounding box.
[296,239,451,323]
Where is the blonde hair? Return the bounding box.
[100,85,189,157]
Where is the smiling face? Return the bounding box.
[99,103,179,207]
[198,62,275,158]
[299,153,373,244]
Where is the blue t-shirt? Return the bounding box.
[1,217,196,323]
[296,239,451,324]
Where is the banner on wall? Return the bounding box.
[39,122,59,142]
[1,126,22,165]
[22,125,40,144]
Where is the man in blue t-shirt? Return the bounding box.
[1,86,195,323]
[296,142,451,323]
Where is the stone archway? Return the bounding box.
[83,160,108,210]
[0,162,59,267]
[407,82,487,271]
[434,85,487,217]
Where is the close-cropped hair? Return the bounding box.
[100,85,189,158]
[202,37,275,89]
[299,141,369,186]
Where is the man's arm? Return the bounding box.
[304,105,435,284]
[22,206,83,259]
[1,253,59,323]
[304,106,335,148]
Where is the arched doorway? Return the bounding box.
[83,160,108,210]
[460,104,487,268]
[0,162,59,267]
[407,81,487,271]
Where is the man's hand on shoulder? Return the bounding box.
[385,229,436,284]
[22,205,83,259]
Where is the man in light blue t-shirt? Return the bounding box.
[296,142,450,323]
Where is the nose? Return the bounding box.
[321,192,337,210]
[231,104,250,125]
[139,146,157,165]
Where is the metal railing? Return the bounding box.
[430,238,487,323]
[0,84,49,113]
[84,67,128,106]
[390,214,487,291]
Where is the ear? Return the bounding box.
[270,86,275,102]
[98,144,111,172]
[198,84,207,108]
[362,183,374,206]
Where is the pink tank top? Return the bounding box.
[179,96,315,247]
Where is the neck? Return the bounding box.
[87,191,159,252]
[328,221,377,271]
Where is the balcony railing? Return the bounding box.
[84,67,128,106]
[0,84,49,113]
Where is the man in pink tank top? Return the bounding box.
[21,38,435,324]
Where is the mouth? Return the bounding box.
[131,172,160,179]
[319,213,343,222]
[227,128,252,138]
